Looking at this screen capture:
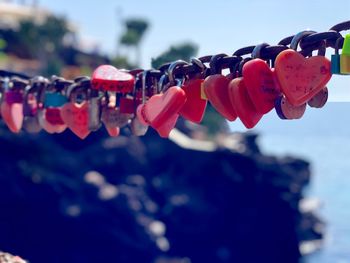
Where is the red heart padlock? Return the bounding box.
[308,87,328,108]
[61,102,90,139]
[39,108,67,134]
[1,90,24,133]
[142,86,186,129]
[229,78,263,129]
[91,65,135,93]
[275,49,331,106]
[243,59,281,114]
[203,75,237,121]
[179,79,207,123]
[156,113,179,138]
[105,126,120,137]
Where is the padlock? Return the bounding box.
[275,30,331,106]
[91,65,135,93]
[243,43,281,114]
[129,70,160,137]
[1,77,26,133]
[340,34,350,74]
[22,76,48,133]
[38,77,69,133]
[178,58,208,123]
[275,96,306,120]
[60,78,90,139]
[88,89,102,131]
[203,54,240,121]
[308,86,328,108]
[331,37,342,74]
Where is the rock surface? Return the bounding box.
[0,124,322,263]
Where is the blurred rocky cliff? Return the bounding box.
[0,122,323,263]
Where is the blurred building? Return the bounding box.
[0,0,109,77]
[0,0,49,29]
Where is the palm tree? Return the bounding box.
[119,18,149,67]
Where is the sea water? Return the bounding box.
[230,102,350,263]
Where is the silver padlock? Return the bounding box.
[23,76,48,133]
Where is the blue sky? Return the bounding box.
[39,0,350,101]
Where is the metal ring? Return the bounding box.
[209,53,228,75]
[278,35,294,46]
[233,46,255,57]
[252,43,270,59]
[329,20,350,32]
[260,45,289,60]
[300,30,342,49]
[290,30,317,50]
[167,60,188,85]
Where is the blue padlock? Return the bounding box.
[331,37,342,74]
[44,92,67,107]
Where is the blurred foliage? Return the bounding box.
[151,43,198,69]
[120,19,149,47]
[119,18,149,67]
[112,56,136,70]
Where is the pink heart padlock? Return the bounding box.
[275,49,331,106]
[140,86,186,137]
[60,102,90,139]
[1,90,24,133]
[91,65,135,93]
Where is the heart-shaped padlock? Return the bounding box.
[61,101,89,139]
[229,77,263,129]
[203,54,238,121]
[91,65,135,93]
[61,79,91,139]
[243,58,281,114]
[275,31,332,106]
[307,87,328,108]
[1,78,26,133]
[141,86,186,137]
[179,78,207,123]
[275,96,306,119]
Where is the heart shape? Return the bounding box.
[38,108,67,134]
[203,75,237,121]
[275,96,306,119]
[137,104,178,138]
[105,126,120,137]
[142,86,186,129]
[91,65,135,93]
[228,78,263,129]
[243,59,281,114]
[1,101,23,133]
[61,102,90,139]
[155,113,179,138]
[179,79,207,123]
[308,87,328,108]
[275,49,331,106]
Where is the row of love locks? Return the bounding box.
[0,21,349,139]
